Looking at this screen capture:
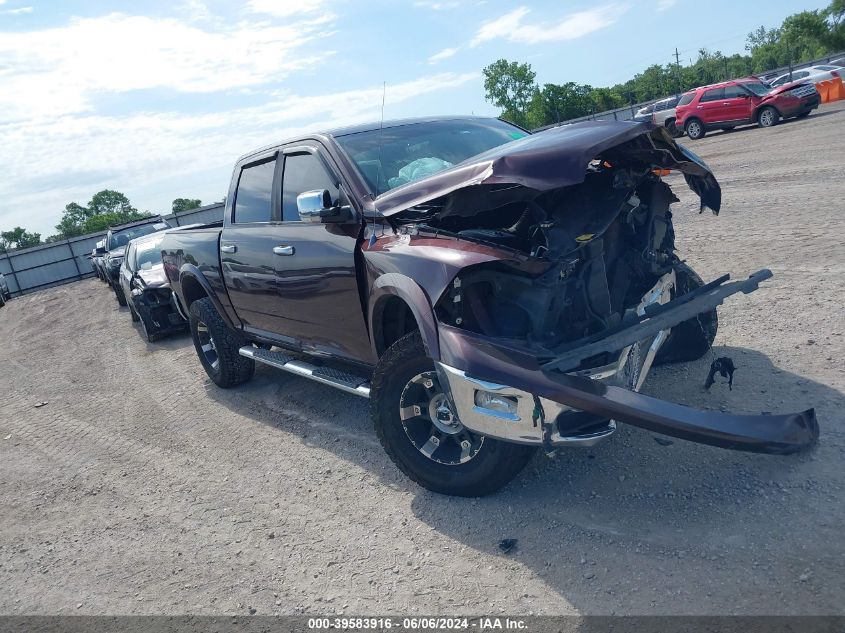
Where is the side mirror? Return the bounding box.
[95,246,106,255]
[296,189,352,224]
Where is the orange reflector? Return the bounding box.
[653,169,671,177]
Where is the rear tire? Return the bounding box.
[684,118,705,140]
[371,331,536,497]
[655,262,718,365]
[758,106,780,128]
[189,297,254,388]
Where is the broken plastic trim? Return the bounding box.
[542,269,773,373]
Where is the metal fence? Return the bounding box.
[0,202,224,296]
[537,50,845,129]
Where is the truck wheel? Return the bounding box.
[189,297,255,388]
[684,118,705,140]
[371,331,536,497]
[654,262,718,365]
[758,106,779,128]
[114,286,127,307]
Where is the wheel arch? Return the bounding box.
[370,273,440,361]
[178,264,236,329]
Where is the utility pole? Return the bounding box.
[674,47,682,93]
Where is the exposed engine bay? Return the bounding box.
[428,166,685,362]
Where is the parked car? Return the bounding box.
[91,241,107,282]
[118,232,187,342]
[675,77,820,139]
[632,102,655,121]
[159,116,818,496]
[649,95,683,137]
[0,271,9,307]
[97,217,171,305]
[768,65,842,88]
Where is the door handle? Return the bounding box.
[273,245,295,256]
[221,244,237,254]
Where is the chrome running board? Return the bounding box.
[238,346,371,398]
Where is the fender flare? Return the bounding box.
[178,264,236,330]
[369,273,440,361]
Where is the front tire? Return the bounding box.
[371,331,536,497]
[654,262,718,365]
[189,297,254,388]
[685,118,705,140]
[758,106,780,128]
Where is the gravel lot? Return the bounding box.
[2,101,844,617]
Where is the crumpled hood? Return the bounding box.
[768,80,814,95]
[375,120,721,219]
[137,263,169,288]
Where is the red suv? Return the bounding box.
[674,77,820,139]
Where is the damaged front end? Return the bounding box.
[375,121,818,455]
[131,266,188,340]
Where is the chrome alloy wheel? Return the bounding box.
[760,109,775,126]
[399,371,483,465]
[195,321,219,371]
[687,120,702,138]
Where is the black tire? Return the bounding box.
[189,297,255,388]
[371,331,536,497]
[666,119,682,138]
[0,293,5,308]
[758,106,780,128]
[685,118,705,140]
[113,285,127,307]
[654,262,718,365]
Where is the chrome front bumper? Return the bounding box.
[436,273,675,448]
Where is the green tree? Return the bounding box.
[172,198,202,213]
[55,190,141,238]
[482,59,537,128]
[0,227,42,251]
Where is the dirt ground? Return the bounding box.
[1,101,844,617]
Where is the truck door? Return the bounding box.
[220,153,290,334]
[271,145,374,363]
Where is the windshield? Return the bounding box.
[741,81,771,96]
[334,119,529,196]
[134,236,165,270]
[108,222,168,250]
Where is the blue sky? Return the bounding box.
[0,0,827,237]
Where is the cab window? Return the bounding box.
[234,158,276,224]
[281,152,340,222]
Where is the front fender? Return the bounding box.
[369,273,440,360]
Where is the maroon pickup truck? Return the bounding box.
[160,116,817,496]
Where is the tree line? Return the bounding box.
[0,192,203,253]
[483,0,845,129]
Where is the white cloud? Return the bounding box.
[471,5,621,47]
[246,0,326,17]
[428,47,459,64]
[0,72,478,235]
[656,0,677,10]
[0,12,334,122]
[1,6,32,14]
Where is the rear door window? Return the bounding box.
[700,88,724,102]
[723,85,746,98]
[234,158,276,224]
